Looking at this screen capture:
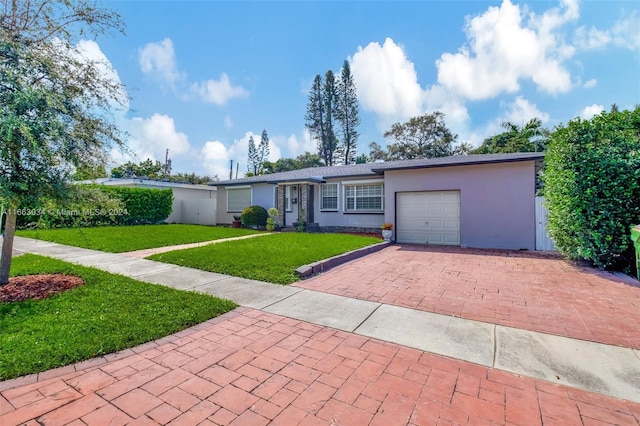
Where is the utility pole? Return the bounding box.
[229,159,233,180]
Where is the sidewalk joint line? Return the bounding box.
[351,302,383,333]
[258,287,306,310]
[492,324,497,368]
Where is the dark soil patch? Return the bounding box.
[0,274,85,303]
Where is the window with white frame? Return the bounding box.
[227,187,251,212]
[284,186,292,211]
[320,183,338,211]
[345,184,384,212]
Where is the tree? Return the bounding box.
[305,75,327,164]
[169,172,217,184]
[305,71,339,166]
[111,159,163,179]
[322,70,338,165]
[73,164,108,180]
[262,152,323,174]
[257,129,270,173]
[368,142,389,161]
[335,60,360,165]
[473,118,547,154]
[542,107,640,273]
[247,135,258,175]
[0,0,127,284]
[383,112,458,160]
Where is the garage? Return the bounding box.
[396,191,460,245]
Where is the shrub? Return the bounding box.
[266,207,279,231]
[241,205,268,228]
[16,185,173,229]
[100,186,173,224]
[542,107,640,272]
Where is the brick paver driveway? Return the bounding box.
[296,245,640,349]
[3,308,639,425]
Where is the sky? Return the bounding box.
[84,0,640,179]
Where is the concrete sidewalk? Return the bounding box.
[8,236,640,405]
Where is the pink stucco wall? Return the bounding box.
[383,161,537,250]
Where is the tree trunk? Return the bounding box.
[0,203,18,285]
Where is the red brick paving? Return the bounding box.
[2,308,638,425]
[296,245,640,349]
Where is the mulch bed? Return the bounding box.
[0,274,85,303]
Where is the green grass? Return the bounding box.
[16,224,260,253]
[149,233,382,285]
[0,254,237,380]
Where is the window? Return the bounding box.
[320,184,338,210]
[284,186,292,211]
[227,187,251,212]
[345,184,384,212]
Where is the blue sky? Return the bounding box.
[85,0,640,178]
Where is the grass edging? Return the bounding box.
[295,241,392,279]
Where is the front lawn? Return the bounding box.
[149,233,382,284]
[16,224,260,253]
[0,254,237,380]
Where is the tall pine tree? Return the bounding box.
[247,135,258,175]
[335,60,360,165]
[257,129,270,173]
[305,75,328,164]
[322,70,338,165]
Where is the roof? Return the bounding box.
[76,178,217,191]
[370,152,544,172]
[211,152,545,186]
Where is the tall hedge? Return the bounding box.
[542,107,640,272]
[16,185,173,229]
[100,186,173,225]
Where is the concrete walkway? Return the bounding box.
[121,232,274,258]
[0,238,640,426]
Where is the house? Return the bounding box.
[79,178,217,225]
[211,152,546,250]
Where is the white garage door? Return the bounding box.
[396,191,460,245]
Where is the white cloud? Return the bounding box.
[139,38,182,85]
[435,0,577,100]
[350,38,424,123]
[224,115,234,129]
[575,11,640,52]
[284,130,316,158]
[461,97,550,148]
[111,114,190,166]
[191,73,249,105]
[139,38,248,104]
[71,39,129,110]
[501,96,550,125]
[200,131,282,179]
[582,78,597,89]
[578,104,605,119]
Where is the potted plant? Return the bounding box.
[381,223,393,241]
[232,215,242,228]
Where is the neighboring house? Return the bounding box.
[211,152,546,250]
[79,178,217,225]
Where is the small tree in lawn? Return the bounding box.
[0,0,128,285]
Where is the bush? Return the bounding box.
[266,207,279,231]
[542,107,640,272]
[100,186,173,225]
[16,185,173,229]
[241,205,268,228]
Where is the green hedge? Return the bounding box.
[542,107,640,273]
[100,186,173,225]
[16,185,173,229]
